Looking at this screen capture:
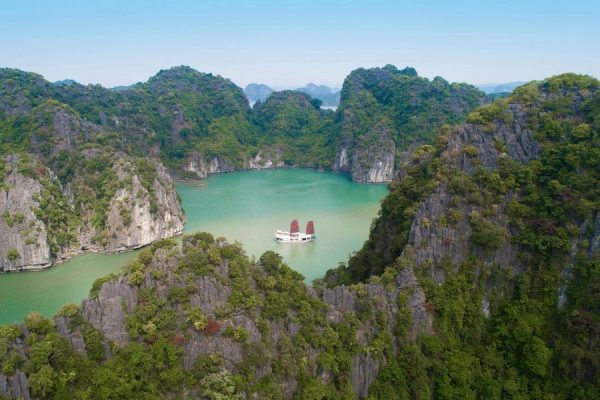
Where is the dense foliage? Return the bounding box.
[1,64,484,176]
[0,235,380,399]
[2,66,600,398]
[335,65,485,151]
[331,74,600,398]
[252,91,336,167]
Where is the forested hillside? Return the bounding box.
[1,72,599,399]
[0,69,185,271]
[329,73,600,398]
[331,65,485,182]
[1,64,483,270]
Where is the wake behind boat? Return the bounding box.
[274,219,316,243]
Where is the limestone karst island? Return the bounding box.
[1,1,599,399]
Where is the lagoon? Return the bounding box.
[0,169,387,324]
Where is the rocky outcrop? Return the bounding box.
[333,65,484,184]
[29,101,110,159]
[334,144,350,171]
[0,239,436,399]
[349,121,395,183]
[55,316,87,355]
[82,277,138,346]
[183,149,284,178]
[0,370,30,400]
[322,268,432,398]
[0,154,185,272]
[0,157,52,271]
[183,153,234,178]
[447,104,540,171]
[381,101,544,286]
[101,163,184,253]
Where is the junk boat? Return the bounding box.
[274,219,316,243]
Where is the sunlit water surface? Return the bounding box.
[0,169,387,324]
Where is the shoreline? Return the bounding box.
[2,167,386,275]
[0,231,184,275]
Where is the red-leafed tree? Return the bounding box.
[204,318,220,336]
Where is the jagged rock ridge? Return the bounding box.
[0,235,432,399]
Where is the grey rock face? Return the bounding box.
[0,158,52,271]
[183,149,284,178]
[395,268,433,340]
[447,104,540,171]
[322,272,432,398]
[1,155,184,272]
[82,277,138,346]
[30,103,107,159]
[189,276,231,315]
[334,144,351,172]
[55,316,87,355]
[399,105,540,284]
[102,162,184,253]
[322,285,356,311]
[351,353,379,399]
[333,120,396,183]
[0,370,30,400]
[350,121,396,183]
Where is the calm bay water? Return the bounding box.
[0,169,387,324]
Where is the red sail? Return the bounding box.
[290,219,300,233]
[306,220,315,235]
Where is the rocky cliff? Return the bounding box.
[182,149,285,178]
[0,234,433,399]
[0,156,52,271]
[2,73,600,399]
[0,155,184,272]
[99,161,184,253]
[2,65,482,184]
[332,65,485,183]
[330,74,600,398]
[0,74,186,272]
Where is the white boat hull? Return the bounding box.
[274,231,315,243]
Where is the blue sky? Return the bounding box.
[1,0,598,88]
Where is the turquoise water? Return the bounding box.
[0,169,387,324]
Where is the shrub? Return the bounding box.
[184,307,207,331]
[470,216,506,252]
[223,325,249,342]
[25,312,53,335]
[204,318,220,336]
[89,274,117,298]
[5,248,19,262]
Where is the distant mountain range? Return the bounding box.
[244,83,341,107]
[476,81,526,94]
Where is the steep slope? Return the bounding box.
[1,73,600,399]
[0,79,185,271]
[2,65,483,183]
[52,66,252,169]
[328,73,600,398]
[251,90,336,168]
[333,65,485,182]
[0,234,431,399]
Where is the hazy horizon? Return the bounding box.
[2,0,599,88]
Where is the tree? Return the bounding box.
[5,247,19,263]
[199,371,244,400]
